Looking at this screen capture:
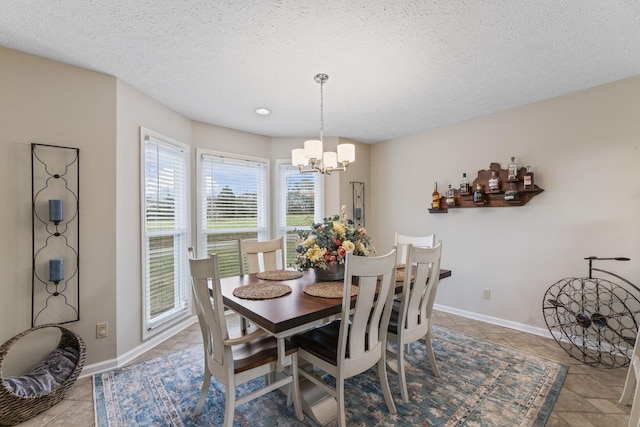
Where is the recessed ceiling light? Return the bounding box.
[255,108,270,115]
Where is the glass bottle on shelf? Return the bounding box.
[445,185,455,207]
[488,170,500,192]
[504,182,520,201]
[507,156,518,181]
[431,182,440,209]
[459,172,470,194]
[523,165,534,190]
[473,183,485,204]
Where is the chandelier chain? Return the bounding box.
[319,77,324,143]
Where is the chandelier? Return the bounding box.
[291,73,355,174]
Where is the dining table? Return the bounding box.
[219,267,452,424]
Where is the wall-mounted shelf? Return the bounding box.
[429,162,543,213]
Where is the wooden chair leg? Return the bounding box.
[622,356,640,427]
[631,384,640,427]
[378,357,398,415]
[195,372,211,415]
[396,339,409,402]
[336,377,347,427]
[620,363,637,405]
[223,384,236,427]
[425,328,441,378]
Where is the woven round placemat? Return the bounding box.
[255,270,303,281]
[395,270,415,283]
[233,283,292,300]
[303,282,359,299]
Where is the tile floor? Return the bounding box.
[14,310,632,426]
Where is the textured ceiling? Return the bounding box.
[1,1,640,143]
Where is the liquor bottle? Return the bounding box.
[504,182,520,201]
[488,170,500,192]
[507,156,518,181]
[460,173,470,194]
[431,182,440,209]
[445,185,455,207]
[523,165,534,190]
[473,183,485,204]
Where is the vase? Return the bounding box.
[314,264,345,282]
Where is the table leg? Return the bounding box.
[276,338,286,372]
[275,362,338,425]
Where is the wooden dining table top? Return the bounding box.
[220,268,452,335]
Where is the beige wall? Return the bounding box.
[192,120,271,158]
[370,76,640,332]
[115,80,192,357]
[0,46,117,367]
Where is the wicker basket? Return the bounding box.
[0,324,86,425]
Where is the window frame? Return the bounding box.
[140,127,191,339]
[275,159,324,267]
[195,149,270,276]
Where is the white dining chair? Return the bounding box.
[387,241,443,402]
[238,237,286,331]
[239,237,285,274]
[620,327,640,427]
[291,249,398,427]
[393,232,436,355]
[394,232,435,264]
[187,248,303,426]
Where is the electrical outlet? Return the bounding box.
[482,289,491,299]
[96,322,108,338]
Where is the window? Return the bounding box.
[196,150,268,277]
[276,161,323,268]
[141,128,190,338]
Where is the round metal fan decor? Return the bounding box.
[543,257,640,368]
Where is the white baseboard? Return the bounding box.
[80,315,198,378]
[434,304,553,340]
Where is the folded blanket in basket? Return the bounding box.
[3,347,79,397]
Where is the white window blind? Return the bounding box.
[277,162,323,268]
[197,151,268,277]
[141,129,190,337]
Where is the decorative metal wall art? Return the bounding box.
[351,181,365,228]
[31,143,80,326]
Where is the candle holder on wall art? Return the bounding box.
[31,143,80,326]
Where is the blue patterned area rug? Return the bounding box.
[93,326,567,426]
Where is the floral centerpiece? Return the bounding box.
[293,206,374,280]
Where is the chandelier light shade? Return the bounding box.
[337,143,355,163]
[291,148,307,166]
[323,151,337,169]
[292,73,355,174]
[304,139,323,160]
